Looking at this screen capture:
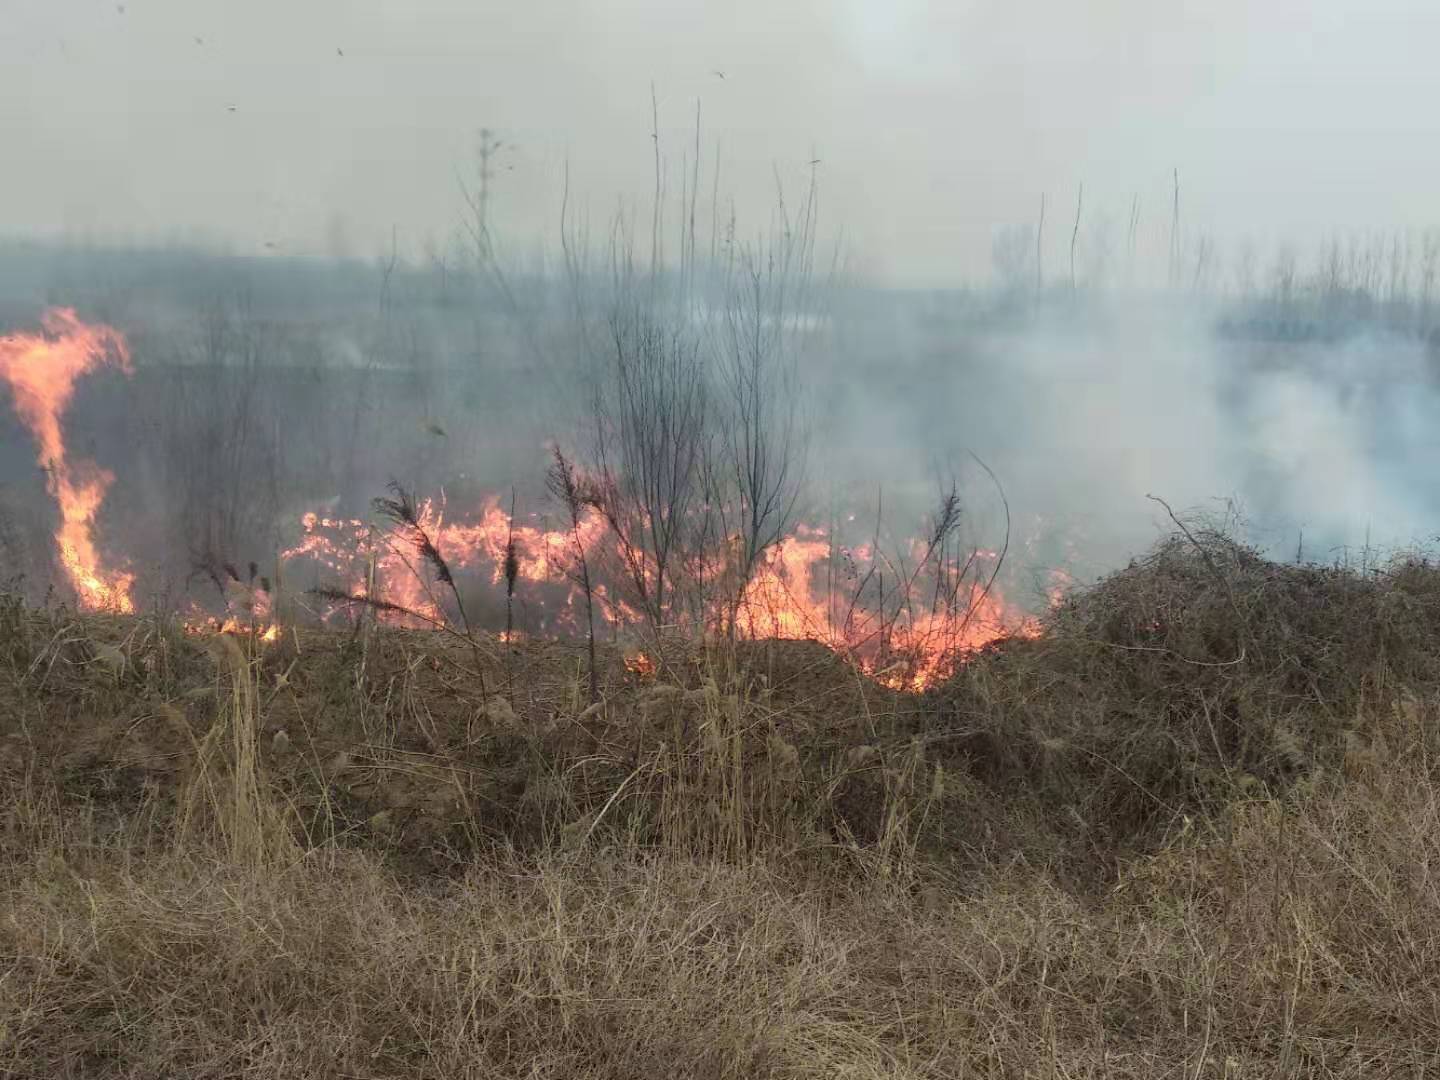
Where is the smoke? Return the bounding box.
[1,232,1439,629]
[817,291,1440,591]
[9,0,1440,287]
[1227,333,1440,555]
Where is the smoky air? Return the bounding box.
[1,1,1438,680]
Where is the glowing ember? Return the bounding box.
[625,650,657,678]
[182,615,281,644]
[0,309,134,612]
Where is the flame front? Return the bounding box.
[281,494,1040,689]
[0,309,1048,677]
[0,309,135,612]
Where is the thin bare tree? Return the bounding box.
[707,173,817,631]
[587,295,710,630]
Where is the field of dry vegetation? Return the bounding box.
[4,528,1440,1078]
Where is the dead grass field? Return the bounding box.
[5,530,1440,1078]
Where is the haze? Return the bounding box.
[5,0,1440,285]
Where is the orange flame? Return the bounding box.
[182,613,281,644]
[0,311,1046,684]
[277,492,1040,690]
[0,309,134,611]
[625,650,657,678]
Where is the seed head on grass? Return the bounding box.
[373,481,455,588]
[504,541,519,597]
[504,534,519,601]
[504,487,519,644]
[310,586,417,623]
[547,447,601,702]
[364,481,488,699]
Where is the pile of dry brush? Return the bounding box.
[933,527,1440,861]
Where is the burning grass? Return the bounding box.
[0,309,1037,694]
[279,482,1037,692]
[0,308,134,613]
[5,533,1440,1076]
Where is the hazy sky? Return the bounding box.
[4,0,1439,285]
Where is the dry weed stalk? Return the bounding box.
[547,447,600,703]
[174,632,296,869]
[315,481,491,700]
[504,485,519,644]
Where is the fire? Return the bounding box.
[180,573,281,644]
[1046,568,1075,609]
[280,493,617,633]
[276,494,1040,690]
[625,650,657,678]
[182,614,281,644]
[0,309,134,612]
[0,309,1047,684]
[281,510,449,627]
[718,524,1039,689]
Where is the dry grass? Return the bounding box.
[4,533,1440,1077]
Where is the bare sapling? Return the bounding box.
[587,302,709,634]
[707,169,816,636]
[1070,182,1083,293]
[551,96,826,659]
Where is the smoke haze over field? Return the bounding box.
[1,245,1435,623]
[5,0,1440,284]
[2,3,1440,646]
[818,297,1440,581]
